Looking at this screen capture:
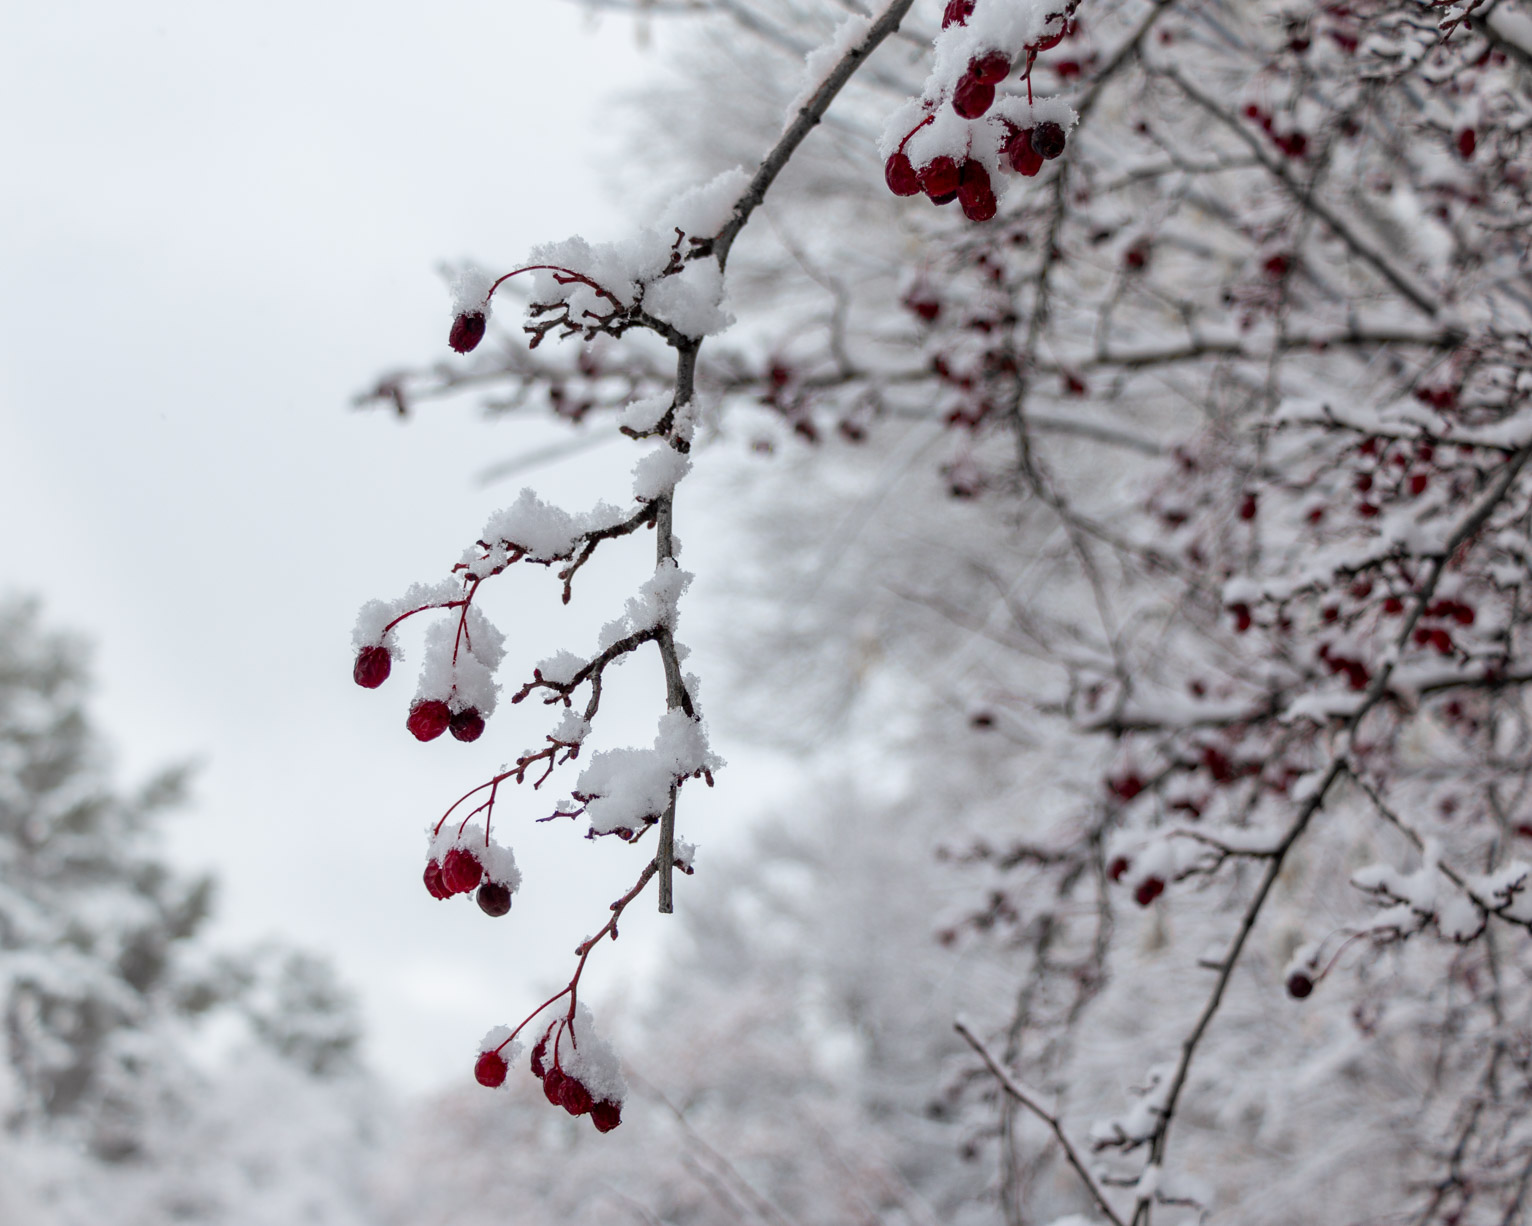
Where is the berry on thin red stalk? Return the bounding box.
[560,1076,594,1117]
[591,1100,622,1133]
[353,645,391,689]
[1134,876,1165,907]
[450,707,486,743]
[957,160,997,223]
[920,156,962,199]
[885,152,922,197]
[942,0,974,28]
[1286,971,1314,999]
[475,1050,508,1088]
[952,74,996,119]
[972,51,1011,84]
[441,847,484,895]
[542,1069,567,1106]
[1007,129,1044,176]
[476,881,513,917]
[530,1034,548,1080]
[423,860,450,900]
[407,699,452,741]
[449,311,487,354]
[1031,121,1067,159]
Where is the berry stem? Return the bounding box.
[483,264,625,311]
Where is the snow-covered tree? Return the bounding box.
[0,596,379,1224]
[360,0,1532,1220]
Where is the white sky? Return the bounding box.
[0,1,796,1091]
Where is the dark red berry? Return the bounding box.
[930,190,959,206]
[1456,127,1476,160]
[543,1069,566,1106]
[1108,855,1130,882]
[530,1034,548,1079]
[885,151,922,197]
[1263,253,1290,280]
[1007,128,1044,176]
[476,881,513,917]
[441,847,484,895]
[1109,773,1144,802]
[957,160,997,222]
[1409,472,1429,495]
[1134,876,1165,907]
[1286,971,1314,999]
[407,699,452,742]
[920,156,962,199]
[1383,596,1405,615]
[942,0,974,28]
[1031,121,1066,160]
[590,1099,623,1133]
[423,859,450,900]
[953,74,996,119]
[449,311,487,354]
[972,51,1011,84]
[1124,240,1150,270]
[353,645,392,689]
[475,1050,508,1088]
[450,707,486,743]
[1239,493,1257,520]
[1230,602,1253,633]
[560,1076,594,1117]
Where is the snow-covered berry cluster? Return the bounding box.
[880,0,1079,222]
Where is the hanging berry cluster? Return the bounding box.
[880,0,1080,222]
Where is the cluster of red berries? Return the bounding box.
[1107,855,1165,907]
[478,1024,624,1133]
[352,645,487,743]
[1242,103,1308,158]
[424,847,514,917]
[884,119,1065,222]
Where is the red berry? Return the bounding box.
[1383,596,1404,615]
[1456,127,1476,160]
[1239,493,1257,520]
[1286,971,1314,999]
[475,1050,508,1088]
[884,151,921,197]
[920,156,961,199]
[450,707,486,742]
[423,859,450,900]
[407,699,452,741]
[1031,121,1067,159]
[1430,628,1454,655]
[1108,855,1130,882]
[957,160,997,222]
[560,1076,594,1117]
[1124,240,1150,270]
[449,311,487,354]
[1263,253,1290,280]
[543,1068,567,1106]
[1007,128,1044,176]
[942,0,974,28]
[353,645,392,689]
[1109,773,1144,802]
[441,847,484,895]
[952,74,996,119]
[590,1099,623,1133]
[972,51,1011,84]
[1409,472,1429,495]
[530,1034,548,1080]
[1230,602,1252,633]
[1134,876,1165,907]
[476,881,513,917]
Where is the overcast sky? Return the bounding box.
[0,0,796,1091]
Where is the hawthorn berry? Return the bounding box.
[942,0,974,28]
[1239,493,1258,520]
[884,152,922,197]
[952,74,996,120]
[957,160,998,222]
[448,311,487,354]
[1457,128,1476,160]
[1108,855,1130,882]
[1123,240,1150,271]
[530,1034,548,1079]
[971,51,1011,84]
[590,1099,622,1133]
[450,707,486,743]
[542,1068,567,1106]
[1006,128,1044,176]
[407,699,452,741]
[1286,971,1314,999]
[475,1050,508,1088]
[920,156,961,200]
[476,880,513,917]
[1031,121,1067,160]
[1230,602,1253,633]
[353,645,392,689]
[560,1076,594,1117]
[930,190,959,206]
[423,859,450,900]
[441,847,484,895]
[1134,876,1165,907]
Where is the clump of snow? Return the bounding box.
[532,649,586,688]
[428,821,521,892]
[352,580,460,650]
[413,611,505,716]
[619,393,672,434]
[784,13,874,123]
[449,263,497,316]
[576,709,723,836]
[474,488,631,567]
[560,1002,627,1105]
[643,258,732,337]
[632,445,692,503]
[659,166,749,238]
[596,560,692,651]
